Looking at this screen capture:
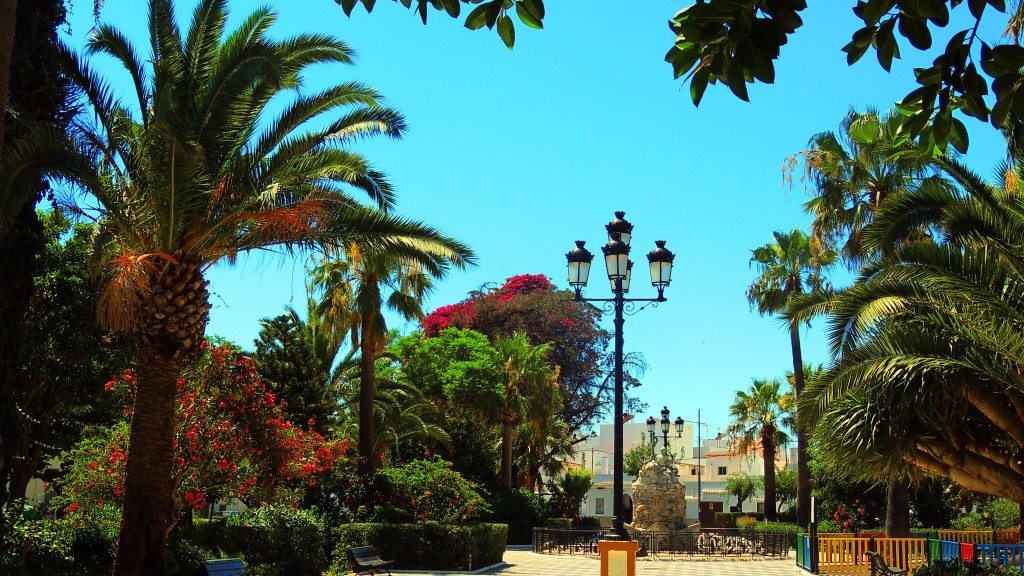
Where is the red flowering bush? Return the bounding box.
[494,274,553,301]
[421,301,477,337]
[833,499,876,532]
[377,456,485,523]
[419,272,609,436]
[53,343,352,521]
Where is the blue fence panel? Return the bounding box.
[975,544,1024,567]
[798,535,812,570]
[940,540,960,561]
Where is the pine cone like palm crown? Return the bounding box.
[135,261,210,360]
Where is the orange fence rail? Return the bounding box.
[875,538,929,572]
[818,537,872,575]
[938,531,993,544]
[816,537,928,574]
[997,530,1021,544]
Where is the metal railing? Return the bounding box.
[531,526,791,558]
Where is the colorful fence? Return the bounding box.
[799,532,1024,574]
[798,535,812,571]
[975,544,1024,568]
[815,537,929,574]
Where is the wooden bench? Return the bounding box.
[864,551,907,576]
[348,546,394,575]
[201,558,246,576]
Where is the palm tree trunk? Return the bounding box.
[358,315,376,481]
[790,320,811,528]
[114,261,208,576]
[501,416,514,491]
[762,433,778,522]
[885,481,910,538]
[113,348,181,576]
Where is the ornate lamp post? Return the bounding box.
[646,407,685,462]
[565,211,675,539]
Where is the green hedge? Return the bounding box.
[331,522,507,573]
[715,511,765,527]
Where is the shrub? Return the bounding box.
[735,516,759,531]
[760,521,802,547]
[986,498,1020,530]
[225,506,328,576]
[377,456,485,522]
[331,522,507,573]
[547,468,593,520]
[1,501,121,576]
[577,516,602,528]
[715,511,764,528]
[816,519,841,533]
[951,512,989,531]
[546,517,572,529]
[482,488,549,544]
[914,559,1024,576]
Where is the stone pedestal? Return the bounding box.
[629,460,686,532]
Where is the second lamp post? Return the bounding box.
[566,211,675,539]
[647,406,685,462]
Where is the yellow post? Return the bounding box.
[598,540,640,576]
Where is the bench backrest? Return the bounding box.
[350,546,381,562]
[864,551,892,575]
[201,558,246,576]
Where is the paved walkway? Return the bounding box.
[405,549,803,576]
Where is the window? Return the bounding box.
[717,466,727,475]
[595,498,605,515]
[757,502,765,514]
[690,468,697,475]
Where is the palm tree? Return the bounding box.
[332,351,452,462]
[310,239,472,480]
[746,227,834,526]
[53,1,469,572]
[795,109,958,536]
[726,378,793,522]
[795,108,947,266]
[493,332,560,491]
[796,144,1024,512]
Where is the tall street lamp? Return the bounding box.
[565,211,675,539]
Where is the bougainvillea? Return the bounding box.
[421,301,476,338]
[494,274,553,301]
[377,456,485,522]
[53,343,351,521]
[420,273,611,435]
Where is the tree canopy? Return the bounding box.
[667,1,1024,153]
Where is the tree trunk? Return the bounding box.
[0,202,42,514]
[113,262,208,576]
[358,315,376,481]
[0,0,17,160]
[500,415,514,491]
[790,320,811,528]
[885,481,910,538]
[112,349,181,576]
[762,432,778,522]
[1018,502,1023,543]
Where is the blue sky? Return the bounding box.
[65,1,1010,436]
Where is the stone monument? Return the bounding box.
[629,459,687,532]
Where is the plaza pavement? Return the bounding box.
[402,548,805,576]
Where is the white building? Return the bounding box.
[569,421,793,527]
